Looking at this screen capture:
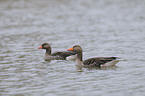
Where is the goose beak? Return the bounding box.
[38,46,42,49]
[67,48,73,51]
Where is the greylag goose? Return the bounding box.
[67,45,122,71]
[38,43,77,61]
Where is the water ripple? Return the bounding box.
[1,0,145,96]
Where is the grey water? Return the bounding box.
[0,0,145,96]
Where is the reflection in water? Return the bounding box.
[0,0,145,96]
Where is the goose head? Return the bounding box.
[38,43,51,55]
[67,45,83,61]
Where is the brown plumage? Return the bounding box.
[67,45,122,70]
[83,57,118,68]
[38,43,76,61]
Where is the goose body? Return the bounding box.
[67,45,122,70]
[83,57,121,68]
[38,43,76,61]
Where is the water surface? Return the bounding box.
[0,0,145,96]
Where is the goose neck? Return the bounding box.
[46,48,51,55]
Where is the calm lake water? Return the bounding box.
[0,0,145,96]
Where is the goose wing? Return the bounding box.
[51,51,77,60]
[83,57,118,67]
